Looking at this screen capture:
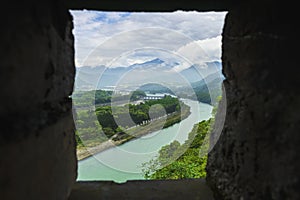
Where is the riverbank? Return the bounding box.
[77,102,191,161]
[77,99,213,182]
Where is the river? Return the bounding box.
[77,99,213,182]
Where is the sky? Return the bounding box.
[70,10,227,70]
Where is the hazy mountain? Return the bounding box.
[130,58,165,69]
[179,61,222,83]
[75,59,222,91]
[138,83,174,94]
[74,66,105,91]
[190,71,224,104]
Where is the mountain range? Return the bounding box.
[75,58,223,92]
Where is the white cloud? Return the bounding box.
[70,10,227,67]
[196,36,222,61]
[173,35,222,71]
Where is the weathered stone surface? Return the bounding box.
[1,1,299,200]
[207,3,300,199]
[0,1,76,199]
[0,113,76,200]
[69,179,214,200]
[67,0,230,12]
[0,1,75,141]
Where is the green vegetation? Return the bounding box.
[74,109,107,148]
[142,96,222,180]
[111,102,190,143]
[130,90,147,101]
[72,90,112,107]
[73,90,191,160]
[72,89,146,108]
[176,74,223,105]
[191,78,222,105]
[142,119,212,179]
[194,83,221,105]
[96,95,181,138]
[138,83,174,94]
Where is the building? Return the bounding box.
[143,93,177,100]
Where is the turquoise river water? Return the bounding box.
[77,99,212,183]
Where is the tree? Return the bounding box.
[142,119,212,180]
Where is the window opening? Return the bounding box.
[70,10,227,183]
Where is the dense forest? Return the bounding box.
[96,95,181,137]
[141,97,220,179]
[73,86,219,166]
[74,92,191,157]
[74,109,105,149]
[142,119,212,179]
[72,90,146,107]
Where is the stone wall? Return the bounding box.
[207,2,300,199]
[0,1,76,199]
[69,180,214,200]
[1,1,299,200]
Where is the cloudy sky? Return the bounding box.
[70,10,227,69]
